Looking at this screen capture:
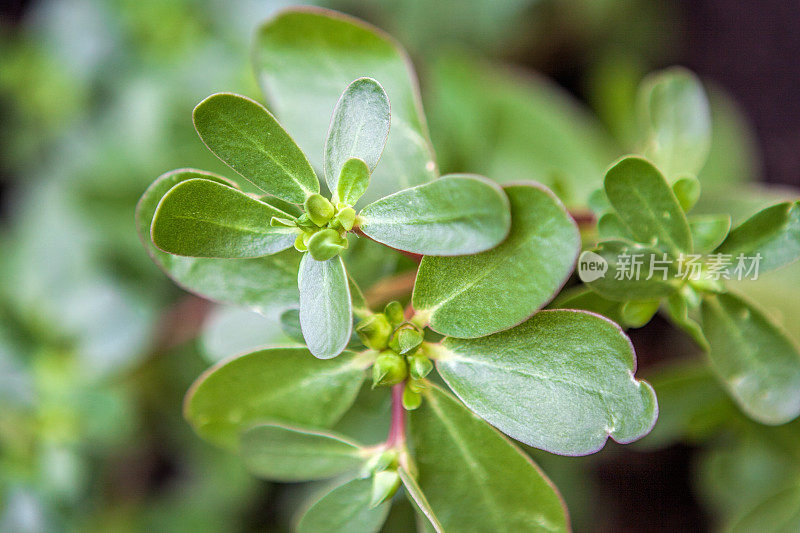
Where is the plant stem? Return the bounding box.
[386,383,406,447]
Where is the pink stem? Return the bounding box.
[386,383,406,447]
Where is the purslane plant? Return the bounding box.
[136,8,661,532]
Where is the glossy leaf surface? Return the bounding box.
[298,254,353,359]
[408,385,569,531]
[436,310,658,455]
[413,183,578,337]
[358,174,510,256]
[151,178,295,258]
[297,478,391,533]
[185,347,366,448]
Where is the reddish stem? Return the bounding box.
[569,209,596,228]
[386,383,406,447]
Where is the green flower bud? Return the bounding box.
[307,229,348,261]
[384,301,405,326]
[335,206,357,231]
[372,351,407,387]
[304,193,335,226]
[408,353,433,380]
[293,233,307,252]
[361,449,398,477]
[402,383,422,410]
[355,314,392,350]
[396,328,424,355]
[407,377,427,393]
[370,469,401,508]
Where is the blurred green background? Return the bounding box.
[1,1,799,531]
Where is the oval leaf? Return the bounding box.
[435,310,658,455]
[325,77,390,194]
[240,423,365,481]
[701,292,800,424]
[254,8,437,204]
[184,347,366,448]
[689,214,731,253]
[135,169,300,313]
[413,183,579,337]
[359,174,510,256]
[201,305,296,363]
[298,254,353,359]
[151,178,295,258]
[408,384,569,531]
[193,93,318,203]
[297,478,391,533]
[604,156,692,253]
[715,201,800,275]
[638,67,711,178]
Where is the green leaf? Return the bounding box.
[715,201,800,274]
[701,292,800,424]
[597,212,634,241]
[689,214,731,253]
[408,384,569,531]
[413,183,578,337]
[298,254,353,359]
[637,67,711,178]
[240,423,365,481]
[135,169,300,313]
[604,156,692,253]
[728,483,800,533]
[348,277,371,321]
[193,93,318,203]
[325,77,390,194]
[297,478,391,533]
[184,347,366,448]
[619,300,659,328]
[254,8,437,204]
[434,310,658,455]
[358,174,510,256]
[151,178,295,258]
[398,468,444,533]
[582,241,679,302]
[337,158,371,207]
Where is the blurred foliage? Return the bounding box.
[0,0,797,531]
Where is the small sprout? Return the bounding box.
[409,353,433,380]
[362,449,398,477]
[270,216,296,228]
[295,212,317,231]
[307,228,348,261]
[402,383,422,410]
[304,193,335,226]
[356,314,393,350]
[384,301,405,326]
[336,206,357,231]
[372,351,407,387]
[396,328,424,355]
[369,469,401,507]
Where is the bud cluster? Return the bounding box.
[357,301,433,410]
[270,193,357,261]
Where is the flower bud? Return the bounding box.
[370,469,401,508]
[361,449,398,477]
[383,301,405,326]
[307,229,348,261]
[402,383,422,410]
[408,353,433,380]
[335,206,357,231]
[295,212,316,231]
[355,314,392,350]
[396,328,423,355]
[372,351,407,387]
[303,193,335,226]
